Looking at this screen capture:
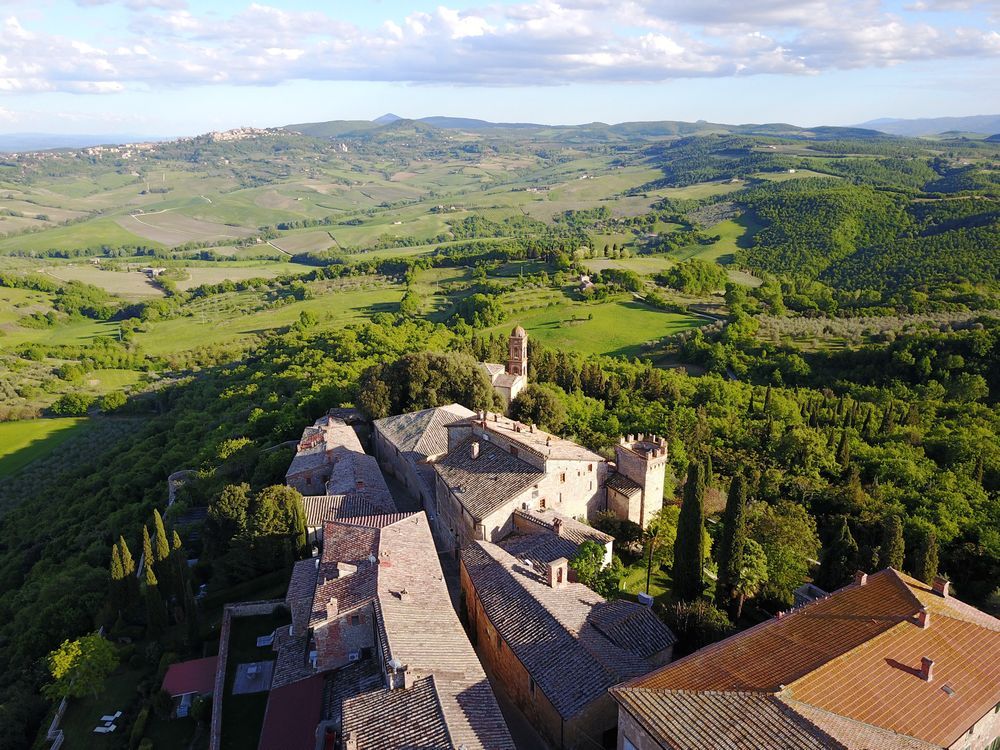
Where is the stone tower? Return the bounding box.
[507,325,528,378]
[609,434,668,527]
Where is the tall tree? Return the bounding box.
[746,500,820,607]
[109,543,125,613]
[673,461,706,601]
[642,506,680,595]
[878,515,905,570]
[715,474,747,616]
[836,430,851,469]
[118,535,139,607]
[914,528,939,584]
[144,559,167,637]
[731,539,769,621]
[818,516,859,591]
[141,525,154,573]
[152,509,170,563]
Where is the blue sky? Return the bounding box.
[0,0,998,135]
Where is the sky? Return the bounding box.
[0,0,998,135]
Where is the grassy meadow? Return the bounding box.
[0,418,88,478]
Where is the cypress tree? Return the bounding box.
[878,515,905,570]
[141,525,154,572]
[861,407,874,440]
[673,461,706,601]
[715,474,747,617]
[109,543,125,613]
[153,509,170,563]
[119,536,139,607]
[914,529,939,584]
[144,561,167,637]
[704,454,713,488]
[119,535,135,576]
[836,430,851,469]
[819,516,858,591]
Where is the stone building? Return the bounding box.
[372,403,476,508]
[432,411,608,548]
[511,506,614,567]
[606,434,668,528]
[259,511,515,750]
[612,569,1000,750]
[285,415,396,544]
[462,536,675,750]
[480,325,529,407]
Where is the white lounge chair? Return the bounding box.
[93,726,111,734]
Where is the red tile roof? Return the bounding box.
[257,674,325,750]
[161,656,218,697]
[613,569,1000,748]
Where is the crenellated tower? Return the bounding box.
[609,434,668,527]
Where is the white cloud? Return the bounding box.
[0,1,996,94]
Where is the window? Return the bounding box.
[510,446,519,458]
[560,473,566,483]
[539,497,546,509]
[588,464,593,472]
[350,614,360,627]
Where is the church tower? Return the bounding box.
[507,325,528,378]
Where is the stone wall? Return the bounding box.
[951,706,1000,750]
[208,599,285,750]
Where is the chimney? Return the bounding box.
[336,562,357,578]
[854,571,868,586]
[552,518,564,537]
[529,424,535,433]
[399,589,411,603]
[344,732,358,750]
[355,479,365,490]
[547,558,568,588]
[470,441,480,460]
[326,597,339,620]
[920,657,934,682]
[916,607,930,629]
[932,576,950,598]
[403,667,416,689]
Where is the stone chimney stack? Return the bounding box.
[326,597,339,620]
[921,656,934,682]
[403,667,416,689]
[932,576,950,598]
[344,732,358,750]
[470,441,480,460]
[917,607,930,629]
[854,571,868,586]
[547,558,568,588]
[552,518,564,537]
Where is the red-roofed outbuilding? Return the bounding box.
[257,675,326,750]
[161,656,218,698]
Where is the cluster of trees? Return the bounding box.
[203,483,308,587]
[657,258,729,295]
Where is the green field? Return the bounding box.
[484,297,707,358]
[0,418,87,478]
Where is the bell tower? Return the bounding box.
[507,325,528,378]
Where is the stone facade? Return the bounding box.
[608,434,668,528]
[432,413,607,549]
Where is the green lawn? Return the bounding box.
[585,256,676,275]
[0,418,87,478]
[621,559,674,603]
[484,296,707,358]
[55,662,145,749]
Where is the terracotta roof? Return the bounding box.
[513,507,613,547]
[374,403,475,460]
[161,656,218,697]
[301,494,388,529]
[323,452,395,509]
[433,436,544,521]
[465,412,606,463]
[606,472,642,496]
[613,568,1000,749]
[500,531,583,567]
[342,675,451,749]
[257,674,325,750]
[286,558,318,634]
[463,540,675,720]
[300,513,514,750]
[285,417,364,479]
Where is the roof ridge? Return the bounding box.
[768,694,851,750]
[779,696,939,749]
[421,674,456,750]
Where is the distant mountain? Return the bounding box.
[0,132,161,153]
[858,115,1000,137]
[984,133,1000,143]
[283,115,891,143]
